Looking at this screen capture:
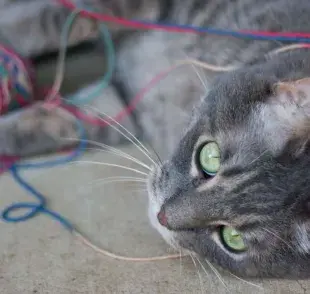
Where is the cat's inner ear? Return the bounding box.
[261,78,310,153]
[272,78,310,110]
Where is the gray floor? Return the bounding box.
[0,148,309,294]
[0,47,310,293]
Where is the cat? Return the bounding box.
[2,0,310,279]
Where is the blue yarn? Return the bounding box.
[1,7,114,230]
[129,19,310,43]
[1,120,87,231]
[67,23,115,105]
[59,7,115,106]
[3,166,74,231]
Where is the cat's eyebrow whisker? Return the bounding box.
[189,253,204,294]
[102,108,162,165]
[249,150,269,166]
[70,160,148,176]
[183,52,208,93]
[144,141,163,166]
[85,105,159,166]
[228,272,264,291]
[203,258,228,291]
[190,61,209,93]
[262,228,295,251]
[61,137,151,171]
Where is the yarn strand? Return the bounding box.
[58,0,310,43]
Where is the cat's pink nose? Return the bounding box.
[157,208,168,227]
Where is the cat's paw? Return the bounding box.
[0,103,78,156]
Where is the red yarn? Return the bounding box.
[58,0,310,39]
[0,45,37,115]
[0,61,176,175]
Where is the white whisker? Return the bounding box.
[85,147,150,170]
[249,150,269,166]
[229,272,264,291]
[85,106,158,166]
[204,258,228,291]
[262,228,294,251]
[129,188,148,193]
[86,177,147,188]
[189,59,208,92]
[77,176,146,192]
[195,256,211,281]
[179,249,183,277]
[87,176,146,184]
[189,253,204,294]
[71,160,148,176]
[61,137,151,171]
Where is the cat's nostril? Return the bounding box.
[157,208,168,227]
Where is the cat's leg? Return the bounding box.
[0,84,137,156]
[0,0,97,57]
[0,0,162,57]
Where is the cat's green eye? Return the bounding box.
[199,142,220,176]
[221,226,246,252]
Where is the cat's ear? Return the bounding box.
[262,78,310,153]
[272,78,310,112]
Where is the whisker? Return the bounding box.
[129,188,148,194]
[249,150,269,166]
[229,272,264,291]
[80,176,146,187]
[189,59,208,92]
[87,105,151,154]
[86,176,146,184]
[204,258,228,291]
[61,137,152,171]
[71,160,148,176]
[195,256,211,281]
[85,177,147,188]
[85,106,159,166]
[179,249,183,277]
[189,253,204,294]
[262,228,294,251]
[143,140,163,166]
[85,147,151,171]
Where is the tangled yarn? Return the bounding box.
[0,45,35,115]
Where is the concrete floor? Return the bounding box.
[0,45,310,293]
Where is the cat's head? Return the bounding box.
[147,57,310,279]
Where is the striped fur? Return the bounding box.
[2,0,310,278]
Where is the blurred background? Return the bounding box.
[0,0,105,98]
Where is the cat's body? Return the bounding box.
[2,0,310,279]
[2,0,307,158]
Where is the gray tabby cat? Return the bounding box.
[2,0,310,279]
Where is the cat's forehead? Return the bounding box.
[200,70,272,132]
[184,71,275,164]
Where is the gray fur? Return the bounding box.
[2,0,310,279]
